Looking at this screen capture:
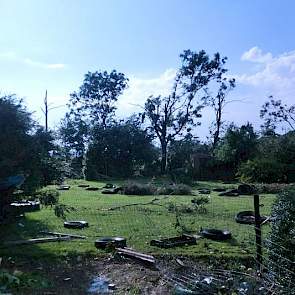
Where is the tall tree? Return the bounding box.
[204,78,236,150]
[260,97,295,132]
[143,49,230,173]
[58,113,88,178]
[69,70,128,127]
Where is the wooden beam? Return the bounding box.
[2,236,71,246]
[39,231,87,239]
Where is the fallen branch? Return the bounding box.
[2,236,71,246]
[104,196,170,211]
[39,231,87,239]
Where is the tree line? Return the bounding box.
[1,49,294,192]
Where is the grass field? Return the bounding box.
[0,179,275,261]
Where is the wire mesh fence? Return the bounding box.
[5,182,294,294]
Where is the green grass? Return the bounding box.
[0,179,275,260]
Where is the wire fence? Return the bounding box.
[15,184,294,294]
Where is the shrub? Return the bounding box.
[54,204,76,219]
[37,189,59,206]
[237,158,285,183]
[169,168,192,185]
[268,189,295,290]
[123,182,156,195]
[157,184,192,195]
[254,183,295,194]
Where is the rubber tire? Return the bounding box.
[95,237,127,249]
[85,187,99,191]
[64,221,89,229]
[235,211,267,225]
[200,228,232,241]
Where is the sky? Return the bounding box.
[0,0,295,139]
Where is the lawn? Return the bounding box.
[0,179,275,261]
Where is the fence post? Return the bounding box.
[254,194,263,272]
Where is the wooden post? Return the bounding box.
[254,194,263,271]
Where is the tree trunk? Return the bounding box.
[160,142,167,174]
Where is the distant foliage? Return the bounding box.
[37,189,59,206]
[268,189,295,291]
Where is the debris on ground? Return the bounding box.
[150,234,197,248]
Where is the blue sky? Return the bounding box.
[1,0,295,138]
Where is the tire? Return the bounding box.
[58,185,70,190]
[95,237,127,249]
[85,187,99,191]
[219,189,239,197]
[235,211,267,225]
[64,221,89,229]
[200,228,232,241]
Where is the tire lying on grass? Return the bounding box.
[64,221,89,229]
[85,187,99,191]
[95,237,127,249]
[78,184,90,188]
[58,185,70,190]
[200,228,232,241]
[235,211,268,225]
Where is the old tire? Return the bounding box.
[200,228,232,241]
[235,211,267,225]
[64,221,89,229]
[95,237,127,249]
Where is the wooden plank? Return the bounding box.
[39,231,87,239]
[2,236,71,246]
[116,247,155,264]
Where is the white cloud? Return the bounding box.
[117,68,176,114]
[0,51,65,69]
[237,47,295,101]
[241,46,273,63]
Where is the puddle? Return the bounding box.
[87,276,111,294]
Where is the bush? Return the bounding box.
[254,183,295,194]
[37,189,59,206]
[268,189,295,291]
[237,158,285,183]
[54,204,76,219]
[169,168,192,185]
[157,184,192,195]
[123,182,156,195]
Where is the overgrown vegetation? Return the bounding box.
[37,189,60,207]
[268,189,295,291]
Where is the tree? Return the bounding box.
[143,49,230,173]
[216,123,258,170]
[237,131,295,183]
[204,78,236,150]
[86,120,157,178]
[0,95,63,191]
[260,97,295,132]
[58,113,88,178]
[0,95,34,178]
[69,70,128,127]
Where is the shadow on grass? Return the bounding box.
[1,213,59,260]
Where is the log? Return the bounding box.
[39,231,87,239]
[116,247,156,265]
[2,236,71,246]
